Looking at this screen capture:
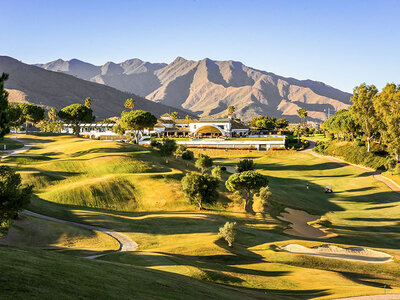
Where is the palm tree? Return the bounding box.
[227,105,235,116]
[297,108,308,125]
[84,97,92,108]
[170,111,179,122]
[185,115,192,126]
[125,98,135,111]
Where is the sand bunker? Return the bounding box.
[278,208,337,239]
[281,244,393,263]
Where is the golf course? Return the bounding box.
[1,134,400,299]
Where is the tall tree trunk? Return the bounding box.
[25,120,28,134]
[367,137,371,152]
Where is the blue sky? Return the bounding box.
[1,0,399,92]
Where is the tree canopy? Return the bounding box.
[236,159,255,172]
[159,138,177,161]
[374,83,400,161]
[119,110,157,143]
[195,154,213,174]
[350,83,378,152]
[124,98,135,111]
[227,105,235,116]
[84,97,92,108]
[181,173,219,209]
[0,73,10,139]
[0,166,32,232]
[297,108,308,125]
[19,103,45,133]
[170,112,179,121]
[58,104,94,136]
[48,107,58,121]
[323,109,357,140]
[225,171,268,213]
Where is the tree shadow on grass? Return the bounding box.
[256,162,345,172]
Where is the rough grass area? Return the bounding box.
[0,246,270,299]
[0,214,119,252]
[313,140,388,170]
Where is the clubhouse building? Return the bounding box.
[153,114,250,138]
[62,113,285,150]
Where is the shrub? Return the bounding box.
[259,186,272,209]
[174,144,187,158]
[218,221,237,247]
[182,150,194,161]
[236,159,255,172]
[195,154,213,174]
[211,165,222,180]
[150,139,161,148]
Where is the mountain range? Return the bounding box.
[0,56,191,120]
[36,57,352,121]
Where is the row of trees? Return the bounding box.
[250,116,289,130]
[0,73,32,232]
[323,83,400,162]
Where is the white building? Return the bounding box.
[154,114,249,138]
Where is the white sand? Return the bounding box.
[281,244,393,263]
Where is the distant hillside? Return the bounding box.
[0,56,191,120]
[37,57,352,121]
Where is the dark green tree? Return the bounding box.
[182,150,194,161]
[276,118,289,130]
[0,166,32,232]
[7,103,22,131]
[237,159,255,172]
[0,73,10,139]
[159,138,177,163]
[181,173,219,209]
[58,104,94,136]
[225,171,268,213]
[19,103,45,133]
[119,110,157,143]
[195,154,213,174]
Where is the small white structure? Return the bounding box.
[62,123,117,139]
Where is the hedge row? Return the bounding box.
[313,140,388,171]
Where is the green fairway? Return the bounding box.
[2,134,400,299]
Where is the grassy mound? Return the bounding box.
[3,135,190,211]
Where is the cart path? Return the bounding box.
[3,136,138,259]
[23,210,138,259]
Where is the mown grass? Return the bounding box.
[0,246,276,300]
[0,137,24,151]
[2,133,400,299]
